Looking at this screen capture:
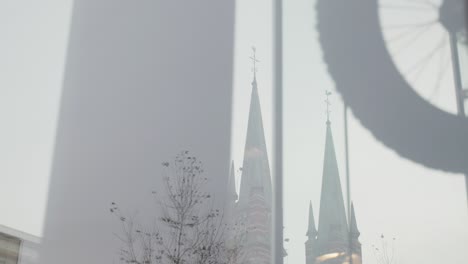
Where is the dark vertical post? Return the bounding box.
[273,0,283,263]
[449,32,468,207]
[344,104,352,264]
[449,33,465,115]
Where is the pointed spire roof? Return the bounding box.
[306,201,318,238]
[317,122,349,243]
[350,203,360,238]
[228,161,238,202]
[237,72,272,208]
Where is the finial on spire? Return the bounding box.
[250,46,259,81]
[325,90,332,124]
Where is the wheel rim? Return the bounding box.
[316,0,468,174]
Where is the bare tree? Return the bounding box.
[371,234,397,264]
[110,151,241,264]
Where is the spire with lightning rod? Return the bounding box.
[325,90,332,124]
[250,46,259,81]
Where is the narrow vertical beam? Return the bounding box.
[272,0,284,263]
[449,33,468,207]
[449,33,465,116]
[344,104,352,264]
[465,1,468,211]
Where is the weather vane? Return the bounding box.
[249,46,259,78]
[325,90,332,123]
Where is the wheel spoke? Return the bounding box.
[385,23,436,43]
[380,0,455,110]
[380,4,435,11]
[383,20,437,30]
[405,34,448,75]
[380,0,440,9]
[391,24,439,56]
[429,46,451,100]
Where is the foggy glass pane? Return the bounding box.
[283,1,468,264]
[2,1,468,264]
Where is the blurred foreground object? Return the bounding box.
[0,225,40,264]
[317,0,468,174]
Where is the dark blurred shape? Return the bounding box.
[40,0,235,263]
[317,0,468,174]
[440,0,466,34]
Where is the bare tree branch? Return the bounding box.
[110,151,242,264]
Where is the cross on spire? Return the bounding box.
[250,46,259,80]
[325,90,332,123]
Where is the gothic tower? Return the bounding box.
[237,67,272,210]
[234,53,272,264]
[305,119,361,264]
[305,201,318,264]
[226,160,239,217]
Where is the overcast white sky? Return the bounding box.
[0,0,72,236]
[1,1,468,264]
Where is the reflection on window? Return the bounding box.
[0,233,20,264]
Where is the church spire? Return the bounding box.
[325,90,332,124]
[317,94,349,243]
[306,201,318,238]
[250,46,259,82]
[237,49,272,208]
[307,92,363,263]
[350,203,360,239]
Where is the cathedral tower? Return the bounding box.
[305,104,361,264]
[234,48,272,264]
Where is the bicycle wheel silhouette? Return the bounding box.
[316,0,468,174]
[380,0,467,113]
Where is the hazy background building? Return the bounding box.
[305,121,361,264]
[0,225,40,264]
[230,67,273,264]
